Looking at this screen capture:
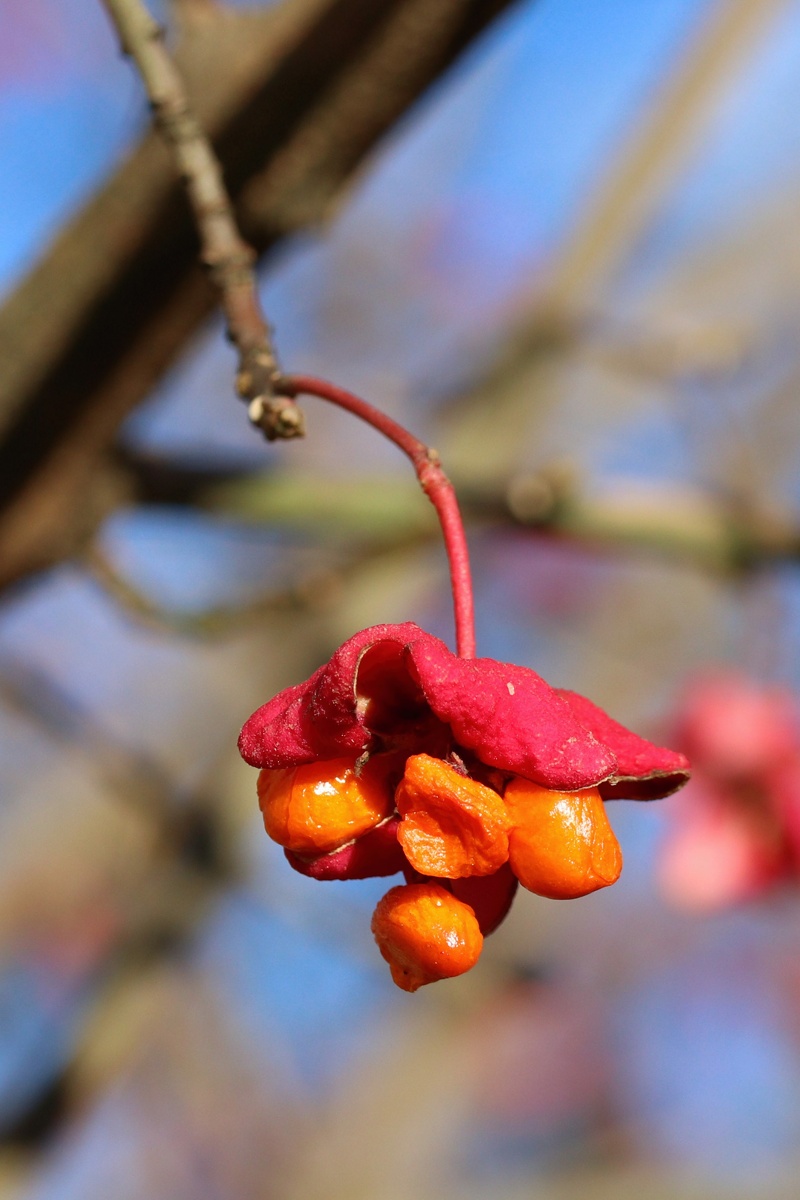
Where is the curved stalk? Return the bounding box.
[282,374,476,659]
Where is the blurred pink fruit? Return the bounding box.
[660,675,800,909]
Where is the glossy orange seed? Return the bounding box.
[371,882,483,992]
[257,755,394,857]
[504,779,623,899]
[395,754,510,878]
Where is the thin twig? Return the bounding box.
[100,0,304,440]
[0,0,512,591]
[81,543,338,637]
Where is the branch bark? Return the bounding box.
[442,0,791,440]
[102,0,305,442]
[0,0,516,592]
[536,0,791,321]
[196,463,800,574]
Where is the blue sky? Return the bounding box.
[6,0,800,1189]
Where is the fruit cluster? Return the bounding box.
[240,622,689,992]
[258,750,622,991]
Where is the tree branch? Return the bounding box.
[101,0,304,442]
[197,464,800,573]
[442,0,791,437]
[0,0,517,592]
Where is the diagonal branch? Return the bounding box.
[443,0,791,439]
[101,0,304,442]
[0,0,517,592]
[537,0,792,320]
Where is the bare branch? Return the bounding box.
[0,0,516,591]
[444,0,791,430]
[502,470,800,572]
[81,542,341,637]
[101,0,304,441]
[198,465,800,574]
[539,0,792,321]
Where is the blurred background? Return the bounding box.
[3,0,800,1196]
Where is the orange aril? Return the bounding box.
[395,754,510,878]
[504,779,622,899]
[371,882,483,992]
[257,754,395,856]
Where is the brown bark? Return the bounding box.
[0,0,515,591]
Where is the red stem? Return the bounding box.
[282,374,476,659]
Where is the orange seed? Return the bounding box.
[257,755,395,856]
[371,882,483,992]
[395,754,511,878]
[504,779,622,899]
